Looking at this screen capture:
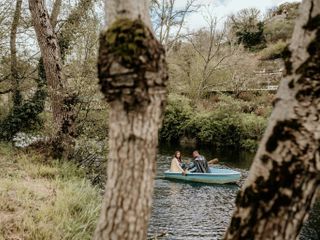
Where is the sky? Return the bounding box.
[175,0,301,30]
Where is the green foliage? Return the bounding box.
[0,92,46,140]
[239,113,267,140]
[236,21,266,50]
[259,40,288,60]
[160,93,193,142]
[160,94,268,151]
[184,112,242,147]
[0,59,47,141]
[240,139,258,152]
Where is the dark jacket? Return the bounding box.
[188,155,209,173]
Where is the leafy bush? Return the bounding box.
[239,113,267,140]
[0,60,47,141]
[240,139,258,152]
[236,21,266,50]
[259,40,287,60]
[160,94,268,151]
[159,93,193,142]
[195,114,241,147]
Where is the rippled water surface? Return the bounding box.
[148,146,249,240]
[148,145,320,240]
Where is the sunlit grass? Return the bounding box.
[0,143,102,240]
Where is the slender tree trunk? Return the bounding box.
[29,0,64,123]
[50,0,62,29]
[10,0,23,106]
[29,0,76,159]
[94,0,168,239]
[225,1,320,239]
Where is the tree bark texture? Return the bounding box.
[94,1,168,239]
[10,0,23,106]
[29,0,77,159]
[29,0,64,123]
[224,1,320,239]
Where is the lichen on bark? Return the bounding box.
[98,18,168,110]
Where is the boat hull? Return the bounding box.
[164,167,241,184]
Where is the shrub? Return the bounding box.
[236,21,266,50]
[240,139,258,152]
[183,111,242,147]
[264,18,294,43]
[259,40,287,60]
[239,113,267,140]
[159,93,193,142]
[159,93,269,151]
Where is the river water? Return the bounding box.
[148,145,320,240]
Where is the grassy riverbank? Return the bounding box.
[0,143,101,240]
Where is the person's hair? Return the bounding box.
[174,151,182,162]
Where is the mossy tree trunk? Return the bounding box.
[225,0,320,239]
[29,0,76,159]
[10,0,23,106]
[93,1,168,239]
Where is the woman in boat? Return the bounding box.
[170,151,186,172]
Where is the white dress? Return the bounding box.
[170,157,184,172]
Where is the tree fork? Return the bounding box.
[225,0,320,239]
[94,18,168,240]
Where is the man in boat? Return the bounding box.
[187,150,209,173]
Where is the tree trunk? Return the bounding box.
[29,0,64,123]
[93,0,168,239]
[10,0,23,106]
[224,0,320,239]
[29,0,76,159]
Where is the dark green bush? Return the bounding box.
[159,94,193,142]
[191,114,241,147]
[160,94,268,151]
[0,60,47,141]
[236,22,266,50]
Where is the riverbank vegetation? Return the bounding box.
[0,1,299,153]
[1,0,320,240]
[0,143,101,240]
[160,93,270,151]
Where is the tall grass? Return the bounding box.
[0,144,102,240]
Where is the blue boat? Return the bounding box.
[164,167,241,184]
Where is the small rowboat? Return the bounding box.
[164,167,241,184]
